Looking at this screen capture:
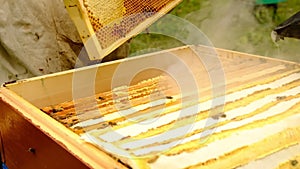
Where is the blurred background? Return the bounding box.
[129,0,300,62]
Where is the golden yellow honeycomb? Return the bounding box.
[83,0,177,48]
[64,0,182,60]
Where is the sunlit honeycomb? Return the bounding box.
[82,0,177,48]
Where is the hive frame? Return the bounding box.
[64,0,183,60]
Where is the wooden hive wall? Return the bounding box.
[39,46,300,168]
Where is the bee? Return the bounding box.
[108,121,117,126]
[166,96,173,99]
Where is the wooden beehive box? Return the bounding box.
[1,45,300,169]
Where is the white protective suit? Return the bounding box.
[0,0,129,85]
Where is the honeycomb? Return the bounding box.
[82,0,180,49]
[83,0,126,30]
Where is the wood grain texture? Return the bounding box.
[0,102,89,169]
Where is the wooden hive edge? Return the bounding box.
[64,0,104,60]
[0,87,127,169]
[64,0,183,60]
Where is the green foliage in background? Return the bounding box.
[275,0,300,24]
[129,0,203,56]
[129,0,300,62]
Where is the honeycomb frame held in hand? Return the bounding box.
[64,0,182,60]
